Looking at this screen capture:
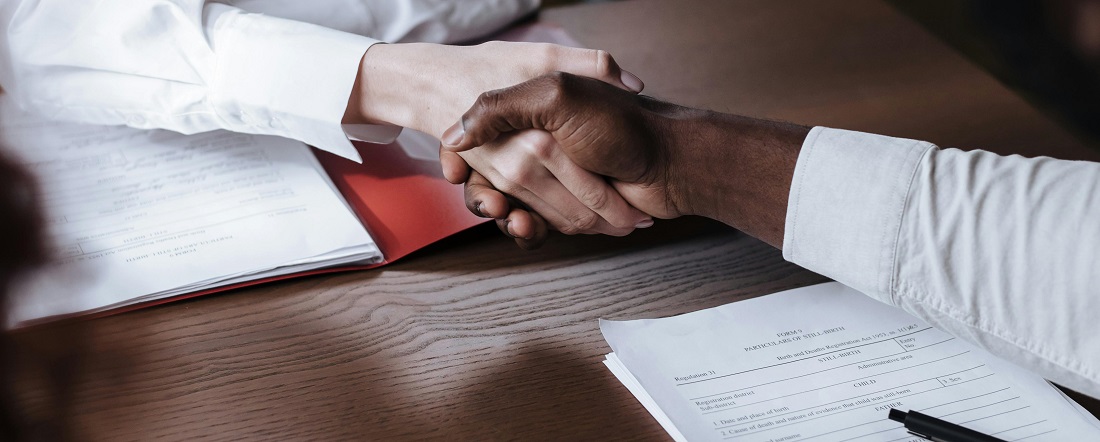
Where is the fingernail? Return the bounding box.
[621,70,644,93]
[635,218,654,229]
[474,201,486,217]
[505,219,519,238]
[442,122,465,147]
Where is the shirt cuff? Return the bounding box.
[782,127,934,300]
[206,4,400,162]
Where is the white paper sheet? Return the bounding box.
[1,97,381,326]
[602,282,1100,441]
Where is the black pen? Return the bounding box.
[888,409,1006,442]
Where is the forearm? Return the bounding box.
[662,111,809,248]
[894,148,1100,398]
[779,127,1100,397]
[348,43,647,141]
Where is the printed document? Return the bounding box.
[602,282,1100,441]
[0,97,381,326]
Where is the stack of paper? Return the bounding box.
[602,282,1100,441]
[1,97,381,327]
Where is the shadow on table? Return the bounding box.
[451,338,664,440]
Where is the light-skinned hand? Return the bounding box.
[342,42,652,238]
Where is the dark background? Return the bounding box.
[545,0,1100,151]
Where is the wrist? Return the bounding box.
[660,111,808,247]
[345,43,444,136]
[647,105,713,218]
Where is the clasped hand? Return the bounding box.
[441,73,697,249]
[347,42,655,246]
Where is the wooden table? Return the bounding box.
[44,0,1099,440]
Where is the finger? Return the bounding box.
[543,147,652,230]
[511,168,633,237]
[487,166,582,235]
[551,47,644,93]
[440,143,471,184]
[612,180,670,222]
[502,194,538,240]
[442,73,576,151]
[458,130,629,236]
[514,210,550,250]
[475,160,619,236]
[456,132,583,232]
[497,206,536,240]
[497,209,550,250]
[464,171,511,219]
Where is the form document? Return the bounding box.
[602,282,1100,441]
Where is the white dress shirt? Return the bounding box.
[785,127,1100,398]
[0,0,539,162]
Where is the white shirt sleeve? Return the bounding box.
[784,127,1100,398]
[0,0,539,162]
[225,0,541,44]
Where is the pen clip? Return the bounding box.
[907,430,953,442]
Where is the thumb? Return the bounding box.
[439,142,470,184]
[441,73,573,152]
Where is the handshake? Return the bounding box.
[344,42,807,250]
[435,69,808,251]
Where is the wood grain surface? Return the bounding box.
[22,0,1099,440]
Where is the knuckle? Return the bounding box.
[543,70,569,86]
[533,142,555,161]
[521,134,556,160]
[570,212,600,233]
[468,90,503,126]
[578,186,612,213]
[474,90,500,109]
[538,72,571,107]
[499,168,524,187]
[592,49,616,79]
[497,176,525,195]
[499,179,523,196]
[479,40,504,50]
[557,222,580,235]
